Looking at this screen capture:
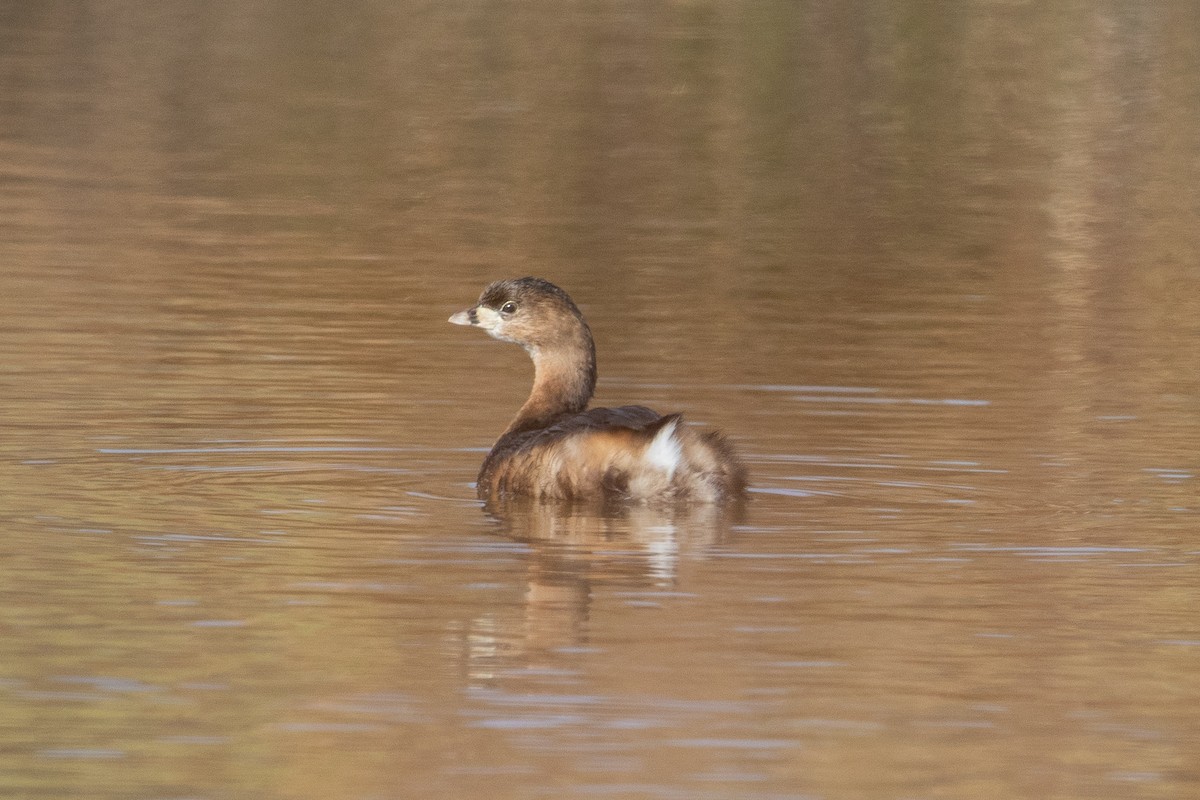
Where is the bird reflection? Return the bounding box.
[462,499,742,680]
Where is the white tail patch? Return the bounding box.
[644,418,683,479]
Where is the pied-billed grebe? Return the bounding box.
[449,277,747,503]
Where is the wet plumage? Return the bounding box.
[449,277,746,503]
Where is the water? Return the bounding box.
[2,3,1199,799]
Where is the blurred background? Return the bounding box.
[1,2,1198,799]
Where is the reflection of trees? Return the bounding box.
[15,2,1199,327]
[9,1,1199,487]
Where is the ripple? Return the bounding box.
[37,748,125,759]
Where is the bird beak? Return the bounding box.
[449,305,502,333]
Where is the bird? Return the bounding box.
[449,277,746,503]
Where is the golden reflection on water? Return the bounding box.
[2,2,1200,799]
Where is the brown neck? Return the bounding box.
[504,329,596,435]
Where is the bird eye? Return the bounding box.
[500,301,517,314]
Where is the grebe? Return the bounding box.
[449,277,747,503]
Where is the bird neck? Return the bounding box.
[505,328,596,435]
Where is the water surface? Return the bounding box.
[2,3,1199,799]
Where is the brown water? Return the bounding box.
[3,3,1199,799]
